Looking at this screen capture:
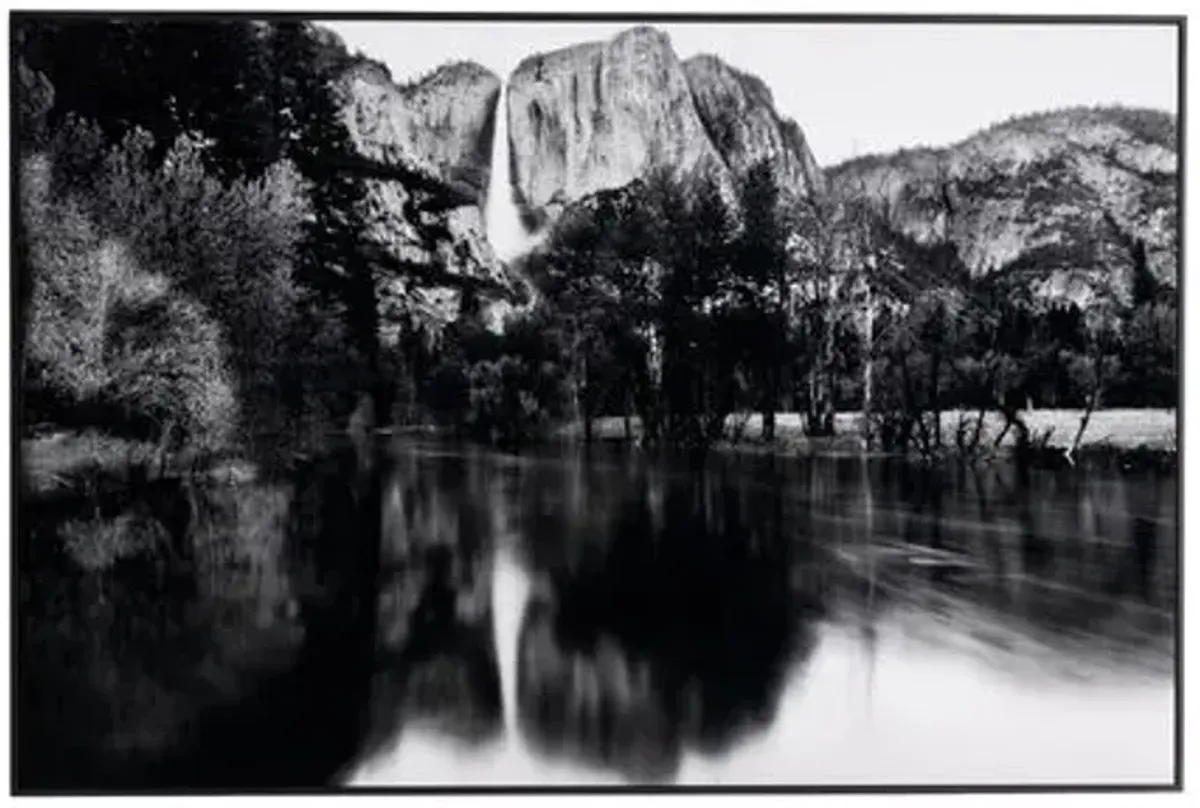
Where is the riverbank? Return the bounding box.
[20,431,260,496]
[21,408,1177,495]
[555,408,1178,458]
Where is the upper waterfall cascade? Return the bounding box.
[484,83,538,263]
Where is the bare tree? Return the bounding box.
[841,170,902,450]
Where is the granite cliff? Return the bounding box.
[328,20,1176,318]
[506,26,823,231]
[682,53,824,203]
[827,106,1178,303]
[323,29,513,334]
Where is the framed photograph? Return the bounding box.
[8,5,1184,797]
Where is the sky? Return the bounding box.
[324,21,1179,166]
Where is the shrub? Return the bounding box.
[20,153,237,452]
[21,154,111,403]
[102,267,237,452]
[44,118,312,444]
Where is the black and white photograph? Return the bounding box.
[7,7,1185,794]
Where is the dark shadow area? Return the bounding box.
[354,454,504,765]
[512,460,823,782]
[15,440,387,792]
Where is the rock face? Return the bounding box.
[339,58,500,201]
[326,30,513,334]
[827,107,1178,302]
[507,27,724,230]
[507,26,823,231]
[682,54,824,202]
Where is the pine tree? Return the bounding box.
[735,160,790,442]
[266,22,381,420]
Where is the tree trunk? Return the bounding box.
[569,323,584,441]
[813,311,837,437]
[930,349,942,451]
[1068,369,1103,465]
[862,295,875,450]
[581,354,593,445]
[762,375,777,444]
[807,370,817,435]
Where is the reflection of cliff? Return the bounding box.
[513,469,821,781]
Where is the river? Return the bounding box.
[17,437,1177,789]
[348,439,1176,787]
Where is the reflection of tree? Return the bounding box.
[17,470,206,790]
[80,441,388,789]
[14,441,388,787]
[1107,470,1166,608]
[513,466,821,782]
[893,458,1174,656]
[359,454,503,761]
[17,440,514,791]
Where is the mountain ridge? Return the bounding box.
[825,103,1178,300]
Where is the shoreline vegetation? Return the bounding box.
[22,406,1177,499]
[557,407,1178,456]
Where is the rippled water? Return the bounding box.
[350,440,1176,787]
[17,438,1176,789]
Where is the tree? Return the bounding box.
[837,174,905,448]
[791,194,843,437]
[265,22,380,421]
[18,19,282,179]
[19,152,237,454]
[650,170,738,447]
[732,160,792,442]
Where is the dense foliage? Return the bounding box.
[16,19,434,464]
[439,156,1177,456]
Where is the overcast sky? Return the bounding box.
[324,21,1179,166]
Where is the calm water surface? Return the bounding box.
[17,437,1176,789]
[349,440,1176,787]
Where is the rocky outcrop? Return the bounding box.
[507,26,726,230]
[339,58,500,202]
[827,107,1178,302]
[682,54,824,202]
[506,26,823,232]
[324,28,513,334]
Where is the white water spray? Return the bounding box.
[484,83,539,264]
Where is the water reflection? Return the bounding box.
[353,443,1174,786]
[360,452,504,760]
[16,442,385,790]
[17,439,1176,790]
[511,462,821,782]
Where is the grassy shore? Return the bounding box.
[556,408,1178,456]
[22,408,1176,493]
[20,431,259,496]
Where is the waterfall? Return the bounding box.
[484,83,537,263]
